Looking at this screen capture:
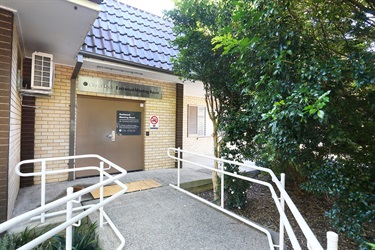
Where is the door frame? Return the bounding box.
[75,95,145,177]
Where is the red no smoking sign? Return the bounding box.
[150,115,159,129]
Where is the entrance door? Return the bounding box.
[75,95,144,177]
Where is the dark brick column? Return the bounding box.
[175,83,184,167]
[0,8,13,223]
[20,58,35,187]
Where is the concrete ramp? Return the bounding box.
[86,186,269,250]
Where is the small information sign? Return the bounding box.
[150,115,159,130]
[117,111,141,135]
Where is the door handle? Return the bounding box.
[107,131,116,142]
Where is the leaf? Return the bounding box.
[303,105,313,111]
[318,90,331,101]
[317,110,325,119]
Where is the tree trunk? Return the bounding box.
[212,128,220,201]
[204,85,221,202]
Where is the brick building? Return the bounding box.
[0,0,213,222]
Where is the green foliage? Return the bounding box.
[0,218,100,250]
[0,233,16,250]
[72,221,100,250]
[367,242,375,250]
[166,0,248,204]
[212,0,375,245]
[166,0,239,105]
[221,163,251,209]
[169,0,375,246]
[303,158,375,245]
[0,224,60,250]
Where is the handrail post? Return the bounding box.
[327,231,338,250]
[100,161,104,228]
[41,160,46,223]
[66,187,73,250]
[5,154,127,250]
[279,173,285,250]
[220,160,224,209]
[177,147,181,188]
[167,149,335,249]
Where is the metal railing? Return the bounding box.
[0,154,127,250]
[168,148,339,250]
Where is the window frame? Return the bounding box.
[188,105,210,137]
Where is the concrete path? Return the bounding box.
[12,162,212,217]
[12,158,271,249]
[86,186,269,250]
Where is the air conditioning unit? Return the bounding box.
[31,52,54,90]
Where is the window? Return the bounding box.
[188,105,213,136]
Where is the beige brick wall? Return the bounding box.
[183,95,214,156]
[8,22,22,219]
[78,68,176,170]
[33,65,176,183]
[34,65,72,184]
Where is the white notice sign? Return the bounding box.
[150,115,159,129]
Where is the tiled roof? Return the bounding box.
[81,0,178,72]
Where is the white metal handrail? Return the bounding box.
[0,154,127,250]
[168,148,339,250]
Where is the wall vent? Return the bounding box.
[31,52,54,90]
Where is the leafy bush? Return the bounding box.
[0,218,100,250]
[303,158,375,248]
[0,233,15,250]
[367,242,375,250]
[222,165,250,209]
[72,220,100,250]
[168,0,375,247]
[0,224,59,250]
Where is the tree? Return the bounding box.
[213,0,375,246]
[167,0,252,207]
[168,0,375,245]
[166,0,234,201]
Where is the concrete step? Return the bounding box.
[180,178,212,194]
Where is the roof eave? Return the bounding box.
[1,0,101,65]
[79,51,185,83]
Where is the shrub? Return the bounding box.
[220,163,251,209]
[302,158,375,248]
[0,218,100,250]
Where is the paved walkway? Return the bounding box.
[12,159,271,250]
[12,159,213,217]
[87,186,269,250]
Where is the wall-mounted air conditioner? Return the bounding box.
[31,52,54,90]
